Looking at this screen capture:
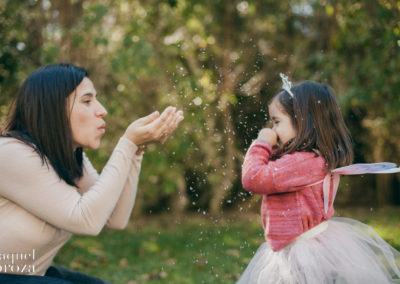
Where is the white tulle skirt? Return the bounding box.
[237,217,400,284]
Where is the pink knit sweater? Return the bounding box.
[242,140,334,251]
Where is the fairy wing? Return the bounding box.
[332,163,400,175]
[323,163,400,213]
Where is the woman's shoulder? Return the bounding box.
[0,137,51,182]
[0,136,38,160]
[0,136,31,147]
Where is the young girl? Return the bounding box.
[238,74,400,284]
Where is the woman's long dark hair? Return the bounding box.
[271,81,353,171]
[0,63,88,186]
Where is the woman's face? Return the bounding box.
[69,77,107,149]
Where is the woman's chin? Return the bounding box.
[84,140,102,150]
[90,142,101,150]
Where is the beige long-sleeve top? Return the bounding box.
[0,136,142,275]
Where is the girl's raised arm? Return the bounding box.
[242,140,326,195]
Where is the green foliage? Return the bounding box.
[1,0,400,211]
[0,0,43,121]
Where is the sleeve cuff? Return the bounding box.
[252,139,273,152]
[116,137,139,160]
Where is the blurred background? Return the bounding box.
[1,0,400,282]
[1,0,400,214]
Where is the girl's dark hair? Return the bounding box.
[271,81,353,171]
[1,63,88,186]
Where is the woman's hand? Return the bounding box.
[123,106,184,147]
[257,128,277,147]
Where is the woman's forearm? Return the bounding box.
[105,152,142,229]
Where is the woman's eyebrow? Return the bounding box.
[80,92,97,98]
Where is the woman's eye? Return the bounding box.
[83,100,91,104]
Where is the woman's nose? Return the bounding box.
[96,102,108,117]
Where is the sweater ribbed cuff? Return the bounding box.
[115,137,139,161]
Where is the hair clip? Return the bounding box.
[280,73,295,98]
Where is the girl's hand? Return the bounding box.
[257,128,277,147]
[123,106,184,147]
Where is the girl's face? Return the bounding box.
[69,77,107,149]
[268,98,297,147]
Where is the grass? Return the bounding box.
[53,207,400,284]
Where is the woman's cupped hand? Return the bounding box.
[123,106,184,153]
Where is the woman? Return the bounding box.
[0,63,183,283]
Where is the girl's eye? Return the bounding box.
[83,100,91,104]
